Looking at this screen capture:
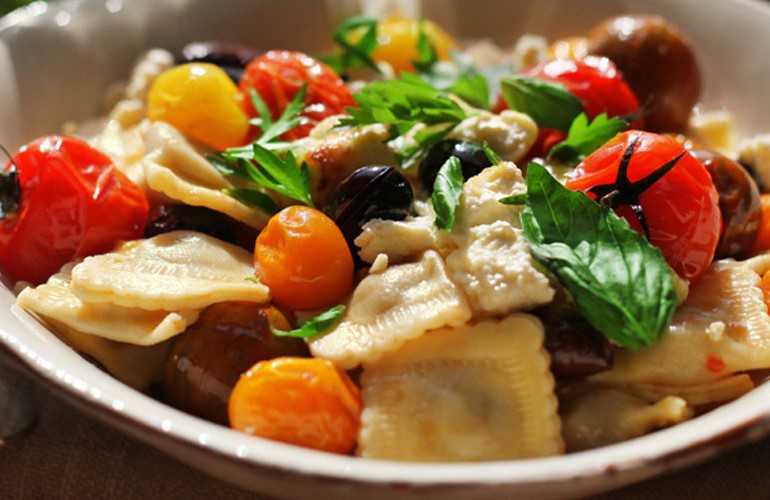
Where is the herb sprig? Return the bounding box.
[271,305,346,338]
[340,73,470,165]
[548,113,628,166]
[432,156,464,230]
[500,75,584,131]
[210,85,314,211]
[321,16,381,75]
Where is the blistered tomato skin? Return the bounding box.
[147,63,250,151]
[0,136,148,285]
[239,51,355,141]
[255,206,354,311]
[566,131,721,282]
[228,356,362,454]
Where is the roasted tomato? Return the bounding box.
[239,50,355,140]
[496,57,643,158]
[0,136,148,285]
[566,131,721,281]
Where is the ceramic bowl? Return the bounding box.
[3,0,770,498]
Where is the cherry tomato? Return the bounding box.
[228,356,362,454]
[370,14,456,73]
[566,131,721,281]
[254,206,354,311]
[239,51,355,141]
[0,136,149,285]
[495,57,642,158]
[148,63,250,151]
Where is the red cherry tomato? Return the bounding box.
[0,136,149,285]
[566,131,721,281]
[495,57,642,158]
[239,50,356,141]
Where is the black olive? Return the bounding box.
[418,140,493,193]
[690,148,762,258]
[178,41,261,83]
[144,204,235,243]
[535,309,614,379]
[323,166,413,264]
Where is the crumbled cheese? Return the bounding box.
[688,110,734,153]
[447,162,554,316]
[355,215,454,264]
[510,34,549,70]
[705,321,726,342]
[447,110,537,163]
[370,253,390,274]
[447,221,554,316]
[739,134,770,188]
[456,160,526,228]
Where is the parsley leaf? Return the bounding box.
[271,305,346,339]
[519,163,677,350]
[500,75,584,131]
[225,187,279,214]
[321,16,381,75]
[213,144,314,208]
[340,73,469,165]
[548,113,628,166]
[432,156,464,230]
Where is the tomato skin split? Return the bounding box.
[566,131,721,282]
[0,136,149,285]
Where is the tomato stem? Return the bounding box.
[0,144,21,220]
[588,133,685,240]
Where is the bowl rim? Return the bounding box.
[4,0,770,494]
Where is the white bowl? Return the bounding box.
[3,0,770,498]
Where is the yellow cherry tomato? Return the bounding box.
[371,14,456,73]
[147,63,250,151]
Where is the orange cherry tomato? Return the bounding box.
[566,131,721,282]
[239,51,355,141]
[228,356,362,454]
[254,206,353,311]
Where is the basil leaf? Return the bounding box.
[499,192,526,205]
[500,75,584,131]
[520,163,676,350]
[271,305,346,339]
[548,113,628,166]
[432,156,464,230]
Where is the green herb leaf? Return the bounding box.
[321,16,380,74]
[482,142,502,165]
[340,73,469,165]
[432,156,464,230]
[250,85,308,144]
[413,18,439,72]
[500,75,584,131]
[499,192,526,205]
[271,305,346,339]
[548,113,628,166]
[225,187,279,214]
[519,163,676,350]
